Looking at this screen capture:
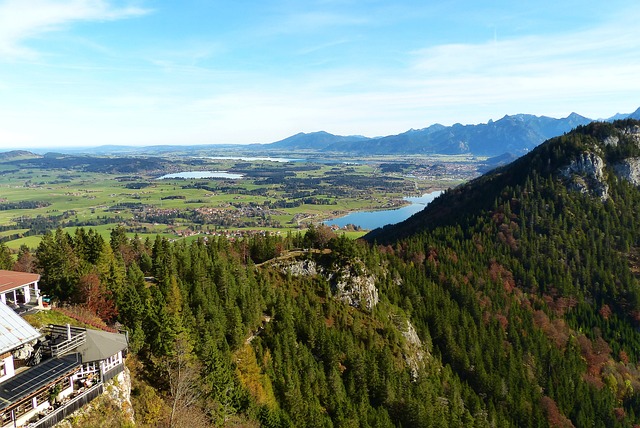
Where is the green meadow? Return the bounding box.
[0,154,469,249]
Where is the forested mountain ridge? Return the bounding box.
[366,119,640,242]
[364,119,640,425]
[4,120,640,426]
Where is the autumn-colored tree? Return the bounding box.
[78,271,118,322]
[599,304,612,320]
[304,224,337,249]
[541,396,575,428]
[13,244,36,272]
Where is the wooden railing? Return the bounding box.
[42,325,87,358]
[27,384,104,428]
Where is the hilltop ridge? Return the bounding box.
[366,119,640,242]
[0,150,41,161]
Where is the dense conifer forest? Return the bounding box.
[3,120,640,427]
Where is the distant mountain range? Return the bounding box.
[10,107,640,157]
[266,110,640,156]
[267,108,640,157]
[267,131,369,151]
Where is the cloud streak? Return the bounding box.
[0,0,149,58]
[2,1,640,148]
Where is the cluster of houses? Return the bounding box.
[0,270,128,428]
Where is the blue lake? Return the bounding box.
[324,191,443,230]
[157,171,244,180]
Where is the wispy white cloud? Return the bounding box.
[0,0,149,58]
[254,8,370,39]
[184,15,640,139]
[295,38,352,56]
[410,23,640,77]
[395,11,640,120]
[3,1,640,148]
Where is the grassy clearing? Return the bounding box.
[0,155,477,247]
[22,309,89,329]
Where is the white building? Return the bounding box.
[0,270,41,309]
[0,301,128,428]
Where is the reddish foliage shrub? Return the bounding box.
[78,272,118,322]
[619,350,630,364]
[533,310,569,349]
[488,260,516,293]
[495,314,509,331]
[599,304,612,320]
[54,307,117,333]
[540,396,575,428]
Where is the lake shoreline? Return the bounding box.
[323,190,444,231]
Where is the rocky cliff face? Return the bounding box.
[612,158,640,186]
[621,124,640,143]
[396,318,429,380]
[557,122,640,199]
[329,263,379,311]
[281,259,380,311]
[105,369,135,423]
[559,152,609,200]
[558,122,640,199]
[283,259,319,276]
[55,368,134,427]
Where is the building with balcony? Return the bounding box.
[0,270,42,313]
[0,300,128,428]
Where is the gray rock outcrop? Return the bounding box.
[284,259,319,276]
[559,152,609,200]
[281,258,379,310]
[388,315,430,380]
[622,125,640,145]
[329,264,379,311]
[400,320,426,380]
[612,157,640,186]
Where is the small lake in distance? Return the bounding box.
[324,190,443,230]
[157,171,244,180]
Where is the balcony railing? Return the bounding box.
[42,325,87,358]
[26,384,104,428]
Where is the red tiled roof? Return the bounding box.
[0,270,40,294]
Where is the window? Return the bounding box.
[13,402,30,418]
[35,388,49,406]
[103,353,122,372]
[0,360,5,377]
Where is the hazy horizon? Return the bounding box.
[2,0,640,149]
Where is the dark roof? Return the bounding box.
[75,329,127,362]
[0,270,40,294]
[0,354,81,411]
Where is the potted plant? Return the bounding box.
[48,384,62,406]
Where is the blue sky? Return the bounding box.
[1,0,640,149]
